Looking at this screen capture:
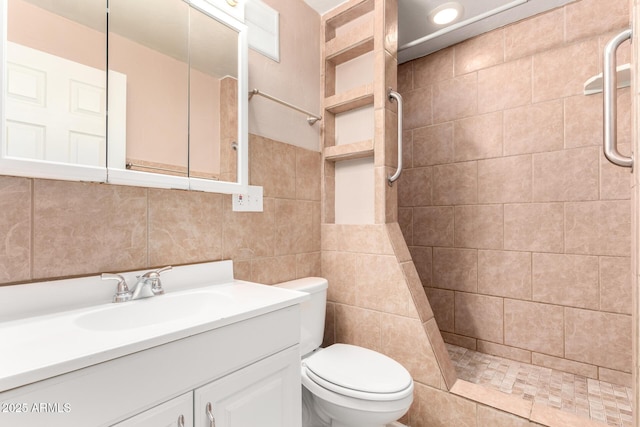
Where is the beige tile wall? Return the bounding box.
[0,134,321,287]
[398,0,633,384]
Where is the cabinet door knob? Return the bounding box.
[177,414,185,427]
[206,402,216,427]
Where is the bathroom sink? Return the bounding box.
[75,292,230,331]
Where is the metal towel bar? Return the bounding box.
[388,90,403,186]
[603,28,633,169]
[248,88,322,125]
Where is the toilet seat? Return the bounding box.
[302,344,413,402]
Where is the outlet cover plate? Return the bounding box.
[232,185,264,212]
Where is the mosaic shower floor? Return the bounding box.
[447,344,633,427]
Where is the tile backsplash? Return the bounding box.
[0,134,321,286]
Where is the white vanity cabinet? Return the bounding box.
[112,393,193,427]
[0,306,301,427]
[194,346,300,427]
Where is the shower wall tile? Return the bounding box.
[565,308,632,372]
[413,122,454,167]
[503,100,564,156]
[532,147,599,202]
[397,62,413,93]
[432,73,478,124]
[410,381,477,427]
[453,112,503,162]
[565,200,631,257]
[564,94,603,148]
[356,254,419,318]
[532,39,599,102]
[503,8,564,61]
[0,176,31,283]
[409,246,433,286]
[398,167,432,207]
[598,367,632,388]
[454,204,504,250]
[476,340,532,364]
[477,250,532,300]
[270,140,297,199]
[600,256,632,315]
[403,86,433,130]
[442,332,477,350]
[531,352,598,379]
[478,155,532,204]
[504,299,564,357]
[381,314,442,387]
[398,207,413,245]
[425,317,459,389]
[412,47,454,89]
[454,30,505,76]
[402,261,434,321]
[600,143,632,200]
[433,161,478,205]
[432,247,478,292]
[454,292,504,343]
[477,57,532,114]
[425,287,454,333]
[532,253,599,310]
[565,0,630,43]
[413,207,454,247]
[398,0,634,383]
[504,203,564,253]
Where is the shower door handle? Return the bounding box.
[603,28,633,169]
[388,90,403,185]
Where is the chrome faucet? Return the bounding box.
[101,273,133,303]
[131,266,172,300]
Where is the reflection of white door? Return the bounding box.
[5,42,107,166]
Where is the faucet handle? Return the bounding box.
[142,266,172,295]
[101,273,132,303]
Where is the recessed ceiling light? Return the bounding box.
[429,2,464,26]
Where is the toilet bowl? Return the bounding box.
[275,278,413,427]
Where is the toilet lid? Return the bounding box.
[303,344,412,395]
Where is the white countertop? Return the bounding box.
[0,261,307,393]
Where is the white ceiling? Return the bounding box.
[305,0,575,63]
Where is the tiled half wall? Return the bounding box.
[0,135,322,286]
[397,0,633,385]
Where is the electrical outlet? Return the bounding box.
[232,185,264,212]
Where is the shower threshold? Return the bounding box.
[447,344,633,427]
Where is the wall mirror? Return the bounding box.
[0,0,248,194]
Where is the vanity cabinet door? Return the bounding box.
[111,392,193,427]
[194,345,301,427]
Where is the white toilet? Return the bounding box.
[275,277,414,427]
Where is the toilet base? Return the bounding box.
[301,385,407,427]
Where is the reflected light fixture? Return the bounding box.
[429,2,464,26]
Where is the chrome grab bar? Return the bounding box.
[603,28,633,169]
[388,90,403,186]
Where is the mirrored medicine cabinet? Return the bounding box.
[0,0,248,194]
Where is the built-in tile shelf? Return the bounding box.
[325,83,374,114]
[324,139,374,161]
[583,63,630,95]
[325,19,374,65]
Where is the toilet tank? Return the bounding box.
[274,277,328,356]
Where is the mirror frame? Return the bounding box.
[0,0,249,195]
